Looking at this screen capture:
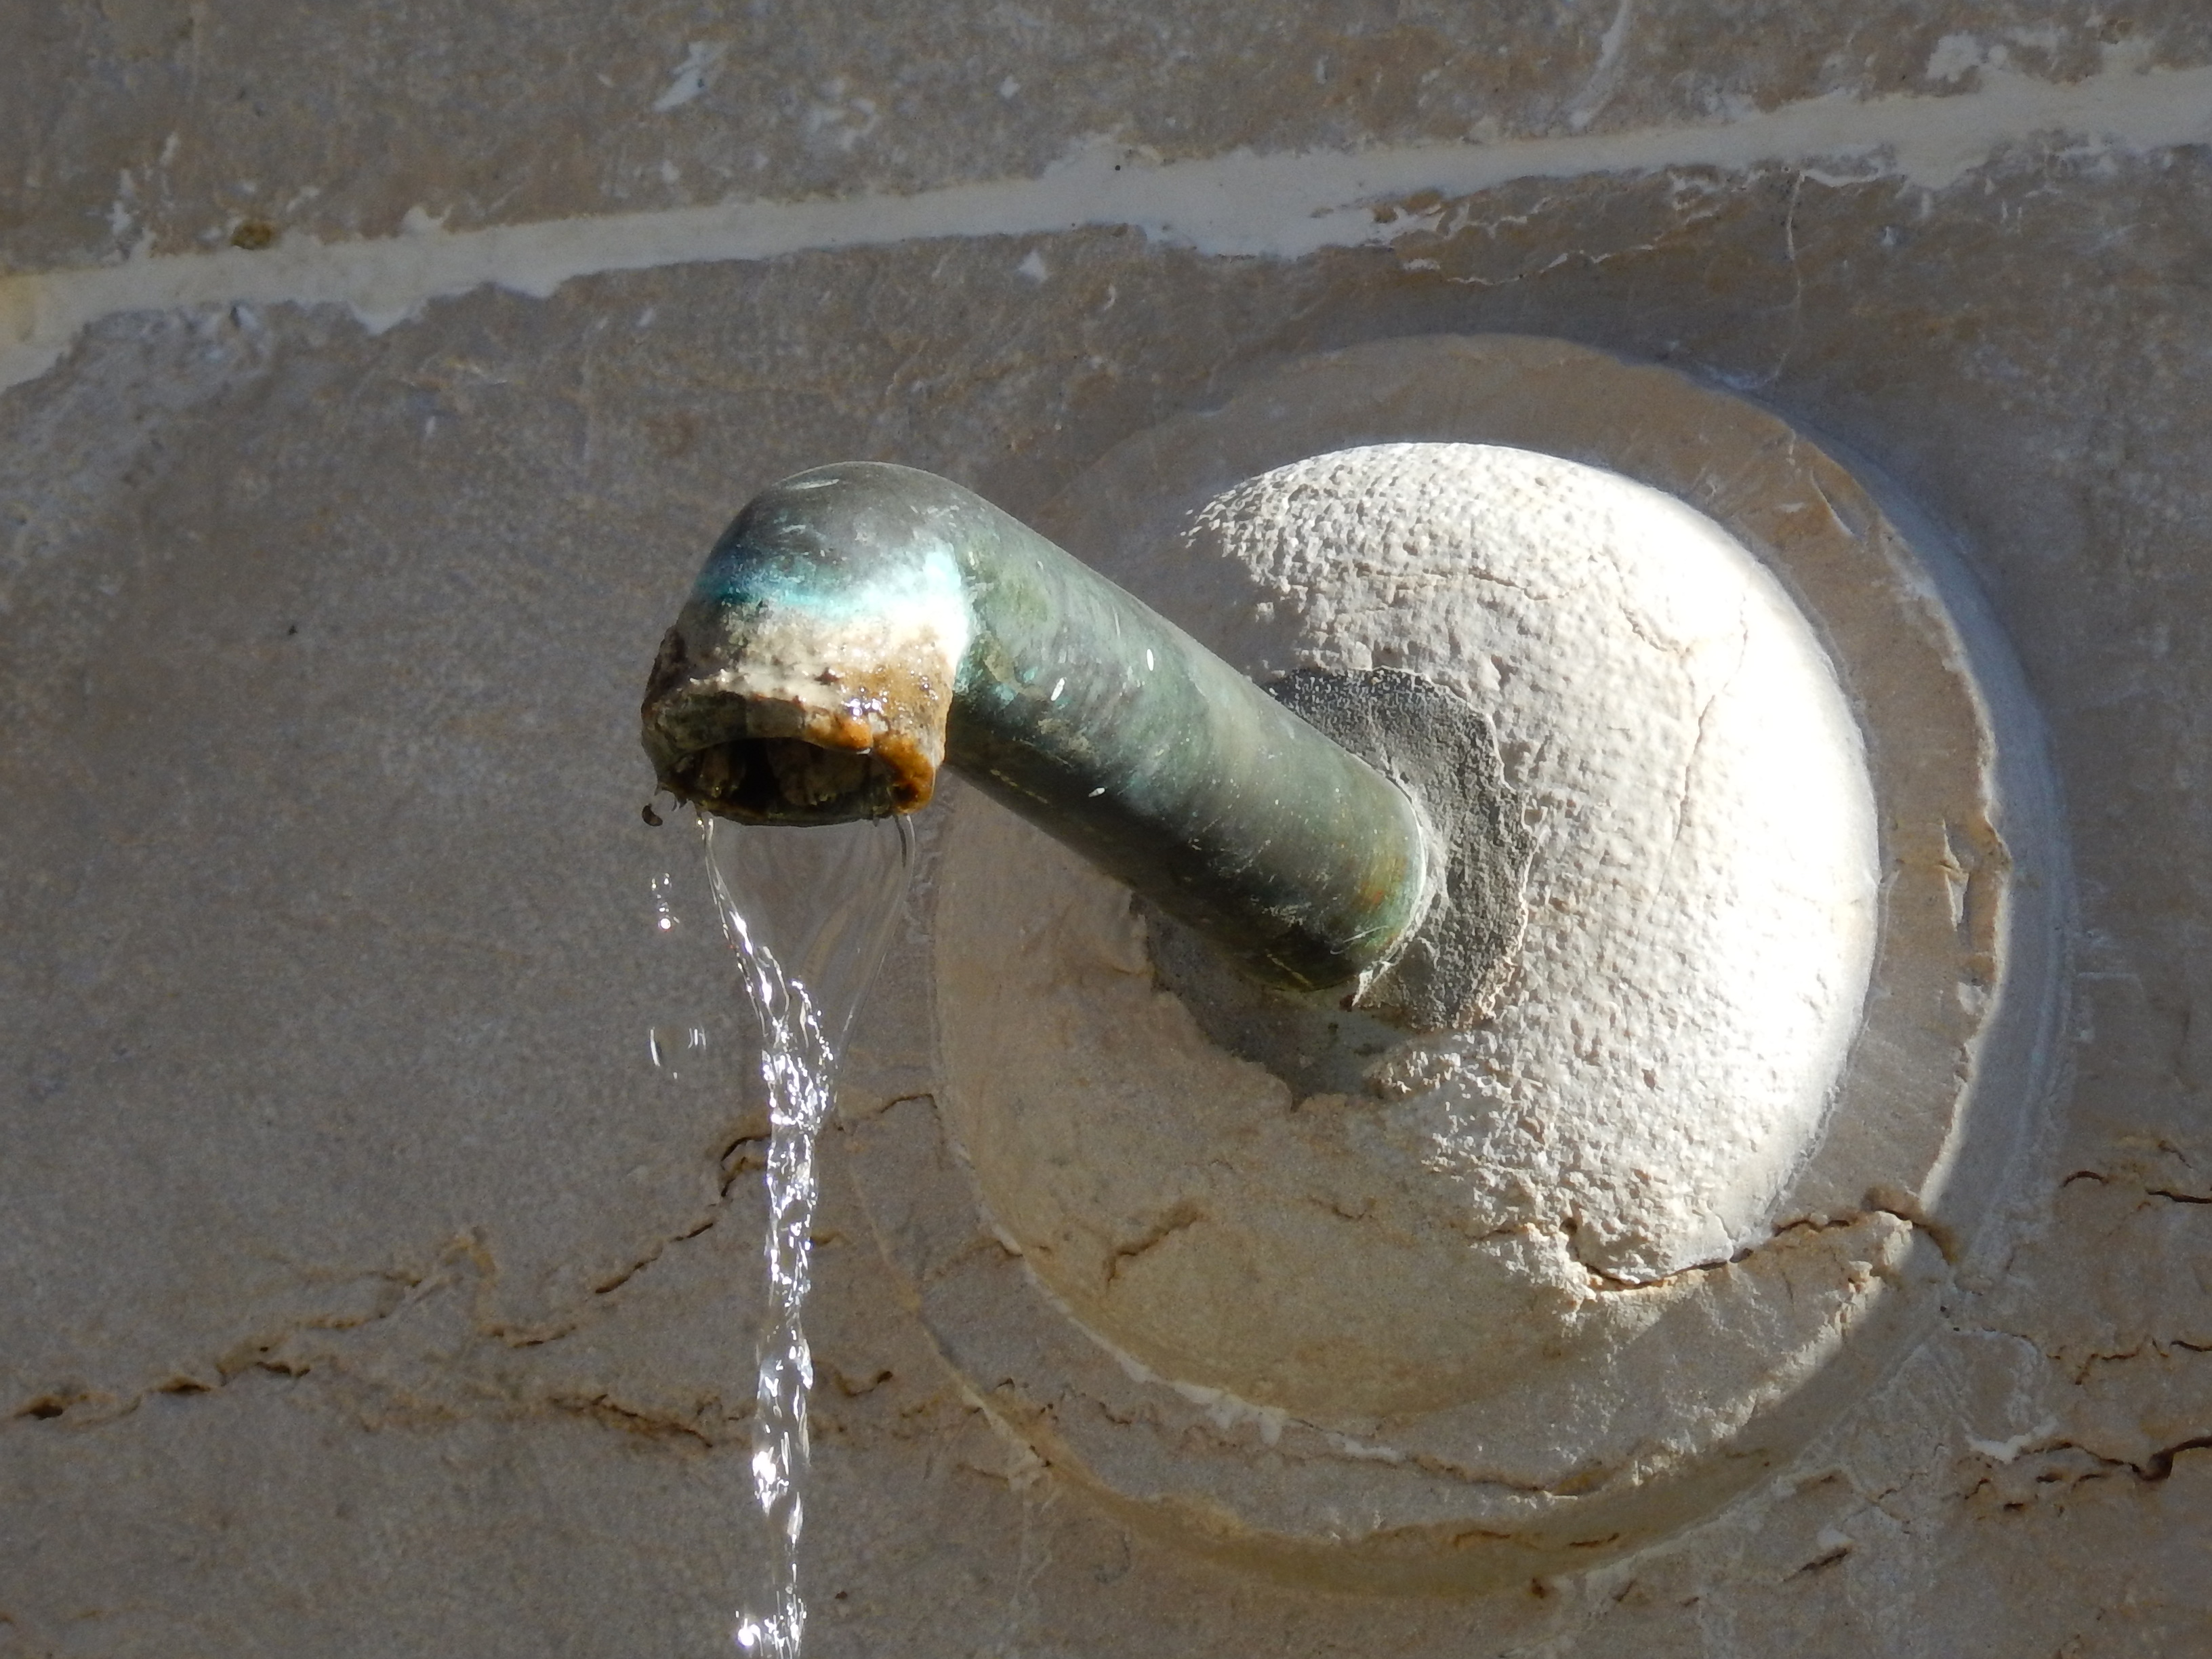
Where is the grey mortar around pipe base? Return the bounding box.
[641,462,1523,1011]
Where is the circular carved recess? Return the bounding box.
[844,336,2072,1592]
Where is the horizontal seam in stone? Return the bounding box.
[3,52,2210,394]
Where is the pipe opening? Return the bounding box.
[642,620,943,826]
[670,735,902,823]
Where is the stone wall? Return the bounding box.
[5,5,2211,1654]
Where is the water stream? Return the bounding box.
[676,809,914,1658]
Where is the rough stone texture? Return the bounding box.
[932,440,1885,1388]
[6,6,2212,1656]
[13,1,2212,277]
[1185,445,1882,1277]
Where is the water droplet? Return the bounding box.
[650,872,682,934]
[647,1025,708,1079]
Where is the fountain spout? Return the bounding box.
[640,462,1429,994]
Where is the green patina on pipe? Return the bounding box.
[640,462,1427,992]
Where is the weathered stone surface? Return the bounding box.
[12,1,2211,277]
[7,9,2212,1654]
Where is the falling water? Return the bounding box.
[674,807,914,1659]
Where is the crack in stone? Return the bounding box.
[1789,1541,1853,1576]
[2,1214,745,1431]
[2069,1337,2212,1385]
[1103,1203,1207,1286]
[1566,1200,1926,1296]
[589,1212,722,1297]
[1394,174,1737,291]
[1976,1433,2212,1489]
[541,1388,725,1450]
[6,1100,805,1428]
[10,1320,755,1452]
[1860,1189,1963,1265]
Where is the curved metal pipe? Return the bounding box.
[640,462,1428,993]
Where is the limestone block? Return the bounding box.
[5,26,2212,1649]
